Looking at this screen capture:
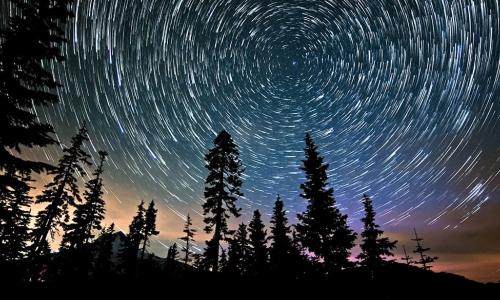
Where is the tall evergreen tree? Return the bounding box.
[269,194,292,274]
[226,223,250,276]
[295,133,356,274]
[61,151,108,250]
[248,209,268,276]
[94,223,116,278]
[202,130,244,272]
[0,169,32,261]
[180,213,197,265]
[140,200,159,260]
[0,0,75,194]
[31,126,91,257]
[120,201,146,275]
[357,194,397,277]
[412,228,438,270]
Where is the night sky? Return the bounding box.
[3,0,499,282]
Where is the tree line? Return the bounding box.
[0,0,439,284]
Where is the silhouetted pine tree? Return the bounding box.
[295,133,356,274]
[202,130,243,272]
[412,228,438,270]
[94,223,116,279]
[180,213,197,265]
[401,245,413,265]
[269,194,292,275]
[357,194,397,278]
[31,126,91,257]
[166,243,179,271]
[226,223,250,276]
[286,227,312,279]
[248,209,268,276]
[140,200,159,260]
[219,249,228,272]
[0,169,32,262]
[57,151,108,279]
[199,238,218,272]
[61,151,108,250]
[120,201,146,276]
[0,0,74,194]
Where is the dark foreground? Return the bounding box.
[3,263,498,299]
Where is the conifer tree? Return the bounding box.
[0,0,75,194]
[412,228,438,270]
[357,194,397,277]
[94,223,116,278]
[202,130,244,272]
[0,169,32,261]
[401,245,413,265]
[166,243,179,270]
[141,200,159,260]
[289,228,310,278]
[219,249,228,272]
[167,243,179,261]
[295,133,356,274]
[269,194,292,274]
[120,201,146,275]
[61,151,108,250]
[180,213,197,265]
[248,209,268,275]
[226,223,250,276]
[31,126,91,257]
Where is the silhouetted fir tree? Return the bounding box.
[120,201,146,276]
[219,248,228,272]
[166,243,179,271]
[357,194,397,278]
[0,0,74,194]
[200,238,218,272]
[269,194,292,275]
[57,151,107,279]
[180,213,197,265]
[248,209,268,276]
[226,223,250,276]
[61,151,108,250]
[94,223,116,279]
[0,169,32,262]
[31,126,91,257]
[412,228,438,270]
[288,228,311,278]
[295,133,356,274]
[140,200,159,260]
[401,245,413,265]
[202,130,244,272]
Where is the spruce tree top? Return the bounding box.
[270,194,291,251]
[357,194,397,268]
[271,194,290,236]
[203,130,244,234]
[36,125,91,206]
[296,132,356,272]
[128,200,146,242]
[249,210,267,245]
[144,200,160,237]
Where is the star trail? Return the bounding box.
[2,0,499,281]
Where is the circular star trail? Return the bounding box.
[8,0,500,230]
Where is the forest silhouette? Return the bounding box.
[0,0,498,296]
